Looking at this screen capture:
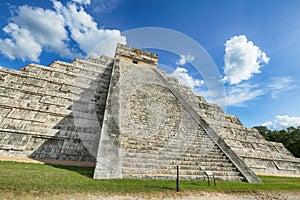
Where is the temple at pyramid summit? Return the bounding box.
[0,44,299,183]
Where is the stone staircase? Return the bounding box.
[122,128,244,181]
[156,66,300,177]
[147,68,261,183]
[117,60,250,181]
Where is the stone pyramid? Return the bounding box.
[0,44,299,183]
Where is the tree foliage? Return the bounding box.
[253,126,300,158]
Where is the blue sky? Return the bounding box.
[0,0,300,130]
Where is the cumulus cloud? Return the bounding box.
[0,0,125,62]
[263,115,300,130]
[169,67,204,91]
[52,0,125,56]
[11,4,75,59]
[176,54,195,66]
[223,35,270,85]
[0,23,41,62]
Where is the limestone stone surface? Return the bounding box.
[0,43,299,182]
[0,56,114,164]
[94,44,255,182]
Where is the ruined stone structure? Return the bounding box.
[0,44,299,183]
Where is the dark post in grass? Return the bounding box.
[176,165,180,192]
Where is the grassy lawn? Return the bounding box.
[0,161,300,197]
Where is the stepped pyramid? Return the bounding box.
[0,44,299,183]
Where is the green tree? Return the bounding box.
[253,126,300,158]
[253,126,270,136]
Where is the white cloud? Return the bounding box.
[52,0,125,57]
[223,76,295,107]
[223,35,270,85]
[262,115,300,130]
[169,67,204,91]
[0,0,125,62]
[176,54,195,66]
[225,83,264,106]
[11,4,76,58]
[0,23,42,62]
[91,0,121,14]
[267,76,295,98]
[71,0,91,5]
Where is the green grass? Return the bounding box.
[0,161,300,197]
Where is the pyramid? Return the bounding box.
[0,44,299,183]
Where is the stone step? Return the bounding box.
[123,173,245,181]
[85,56,114,66]
[122,162,236,172]
[121,167,241,177]
[19,60,112,84]
[124,135,216,144]
[3,66,109,93]
[123,144,217,152]
[175,163,235,170]
[124,136,215,145]
[0,77,110,105]
[122,155,231,166]
[122,159,232,170]
[87,58,107,65]
[156,146,222,154]
[59,59,113,72]
[25,62,111,79]
[0,127,100,141]
[122,159,233,170]
[123,151,228,160]
[123,149,226,159]
[23,62,112,85]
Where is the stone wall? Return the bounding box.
[0,56,114,164]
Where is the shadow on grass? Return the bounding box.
[42,164,182,192]
[47,164,95,178]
